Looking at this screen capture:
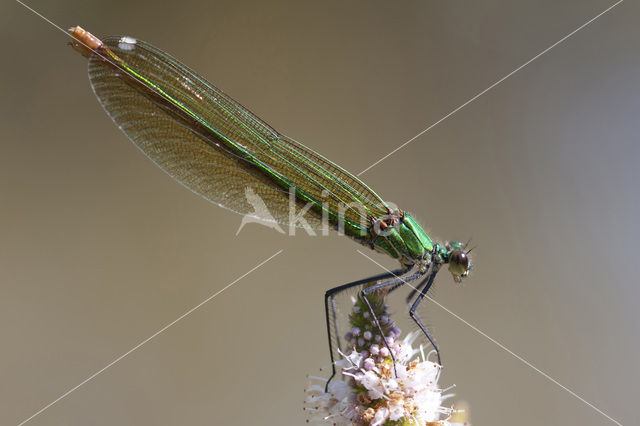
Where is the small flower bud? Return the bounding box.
[363,357,375,371]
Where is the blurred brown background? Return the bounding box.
[1,0,638,425]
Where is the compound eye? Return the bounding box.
[450,250,469,270]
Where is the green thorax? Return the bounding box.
[373,213,434,264]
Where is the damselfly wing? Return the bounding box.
[69,26,472,386]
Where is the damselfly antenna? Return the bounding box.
[463,237,473,249]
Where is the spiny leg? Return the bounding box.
[360,271,426,376]
[326,270,404,363]
[403,275,431,305]
[408,268,441,364]
[324,268,407,391]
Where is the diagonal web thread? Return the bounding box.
[356,249,623,426]
[357,0,624,176]
[16,250,283,426]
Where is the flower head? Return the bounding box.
[305,292,469,425]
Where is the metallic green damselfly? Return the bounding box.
[69,26,471,386]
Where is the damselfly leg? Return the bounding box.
[324,268,408,391]
[407,267,441,364]
[359,271,427,376]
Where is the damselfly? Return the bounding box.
[68,26,472,385]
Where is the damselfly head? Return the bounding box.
[446,241,471,283]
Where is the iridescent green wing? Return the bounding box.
[87,35,389,234]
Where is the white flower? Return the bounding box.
[306,293,469,425]
[388,399,404,421]
[370,406,389,426]
[305,330,468,425]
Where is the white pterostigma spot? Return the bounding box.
[118,36,137,50]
